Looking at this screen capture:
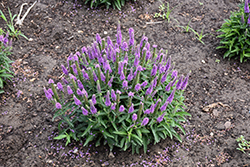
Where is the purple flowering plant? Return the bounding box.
[0,31,14,94]
[45,23,191,154]
[217,0,250,62]
[83,0,135,10]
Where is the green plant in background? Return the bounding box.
[190,27,209,45]
[177,20,192,33]
[216,0,250,62]
[236,135,250,155]
[83,0,135,10]
[154,1,179,23]
[0,8,27,40]
[0,32,14,94]
[44,23,191,154]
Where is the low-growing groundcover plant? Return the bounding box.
[216,0,250,62]
[0,32,14,94]
[44,23,191,154]
[83,0,135,10]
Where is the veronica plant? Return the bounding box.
[217,0,250,62]
[154,1,179,23]
[236,135,250,155]
[45,23,191,154]
[0,32,14,94]
[83,0,135,10]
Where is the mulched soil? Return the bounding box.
[0,0,250,166]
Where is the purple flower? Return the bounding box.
[176,76,183,90]
[81,107,88,115]
[122,80,128,89]
[140,36,148,49]
[171,70,178,79]
[97,81,101,93]
[116,90,121,94]
[57,82,63,92]
[93,71,98,82]
[48,88,54,96]
[161,72,168,83]
[77,80,84,89]
[69,74,77,81]
[144,108,151,114]
[146,50,151,61]
[111,89,116,101]
[117,23,122,46]
[171,77,177,87]
[121,41,128,51]
[96,33,102,44]
[153,44,157,48]
[153,76,158,88]
[44,88,52,100]
[167,89,176,104]
[92,94,96,104]
[48,79,54,84]
[141,81,148,88]
[89,100,97,114]
[120,71,125,81]
[160,101,169,111]
[165,57,171,72]
[101,72,106,82]
[103,60,112,73]
[145,81,154,95]
[82,88,88,98]
[62,77,69,84]
[82,70,90,80]
[154,99,162,110]
[73,95,82,106]
[248,14,250,25]
[111,103,116,110]
[67,86,73,95]
[108,76,114,87]
[127,68,133,81]
[157,113,166,123]
[134,56,139,67]
[61,65,69,75]
[105,91,111,106]
[129,28,134,46]
[118,62,124,75]
[77,89,83,96]
[67,54,73,68]
[128,92,134,98]
[55,102,62,109]
[132,113,137,121]
[145,42,150,51]
[141,117,149,126]
[245,0,249,13]
[81,46,87,53]
[181,73,189,90]
[135,83,141,91]
[137,65,143,71]
[150,104,155,114]
[73,53,79,62]
[128,103,134,113]
[119,105,125,112]
[165,81,172,92]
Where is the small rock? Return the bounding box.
[210,132,214,137]
[224,121,231,129]
[29,38,33,41]
[108,152,115,159]
[104,31,107,35]
[73,148,78,153]
[216,123,224,130]
[78,30,83,33]
[212,110,219,117]
[201,60,206,64]
[46,160,52,163]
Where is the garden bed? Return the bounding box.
[0,0,250,166]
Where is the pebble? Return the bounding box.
[224,121,231,129]
[201,60,205,64]
[104,31,107,35]
[108,152,115,159]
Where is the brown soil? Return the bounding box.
[0,0,250,166]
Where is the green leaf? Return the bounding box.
[113,130,127,136]
[54,134,67,140]
[142,136,148,153]
[151,125,160,144]
[81,123,94,137]
[83,135,95,146]
[161,124,173,139]
[131,134,143,145]
[244,53,250,57]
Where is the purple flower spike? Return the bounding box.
[145,81,154,95]
[141,81,148,88]
[48,79,54,84]
[81,107,88,116]
[122,80,128,89]
[181,73,189,90]
[61,65,69,75]
[111,103,116,110]
[167,89,176,104]
[176,76,183,90]
[132,113,137,121]
[165,57,171,72]
[119,105,125,112]
[108,76,114,87]
[69,74,77,81]
[97,81,101,93]
[120,71,125,81]
[153,45,157,48]
[96,33,102,44]
[73,95,82,106]
[82,70,90,80]
[248,14,250,25]
[153,76,158,88]
[134,56,139,67]
[101,72,106,82]
[116,90,121,94]
[105,91,111,106]
[118,62,124,75]
[73,54,79,62]
[67,86,73,95]
[121,41,128,51]
[157,112,166,123]
[128,92,134,98]
[62,77,69,84]
[171,77,177,87]
[89,100,97,114]
[93,71,98,82]
[81,46,87,53]
[44,88,52,100]
[77,89,83,96]
[57,82,63,92]
[127,68,133,81]
[77,80,84,90]
[92,94,96,105]
[160,101,169,111]
[144,108,151,114]
[117,23,122,46]
[48,88,54,96]
[140,36,148,49]
[129,28,134,46]
[171,70,178,79]
[165,81,172,92]
[245,0,250,13]
[111,89,116,101]
[128,103,134,113]
[141,117,149,126]
[56,102,62,109]
[146,50,151,61]
[161,72,168,83]
[135,83,141,91]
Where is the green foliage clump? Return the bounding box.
[83,0,135,10]
[0,31,14,94]
[45,23,191,154]
[217,1,250,62]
